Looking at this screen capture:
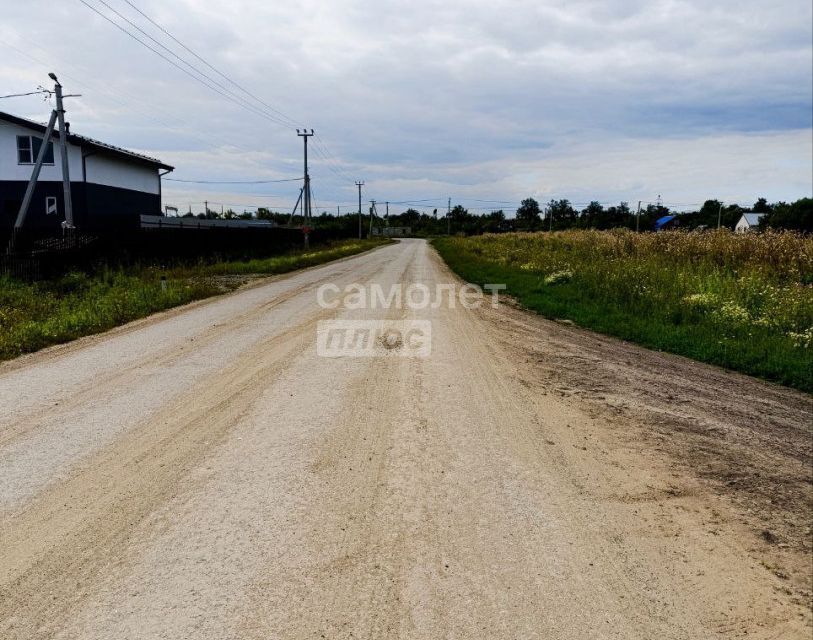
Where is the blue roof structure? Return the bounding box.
[654,215,677,231]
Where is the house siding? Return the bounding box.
[0,116,165,233]
[0,120,83,182]
[0,180,158,232]
[85,154,160,194]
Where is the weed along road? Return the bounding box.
[0,239,810,639]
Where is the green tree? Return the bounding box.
[482,209,505,233]
[545,199,576,229]
[581,201,604,228]
[761,198,813,232]
[752,197,771,213]
[450,204,470,222]
[516,198,541,227]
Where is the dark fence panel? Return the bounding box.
[2,225,348,280]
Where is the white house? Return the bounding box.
[735,213,765,233]
[0,110,173,233]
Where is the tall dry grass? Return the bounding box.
[435,229,813,390]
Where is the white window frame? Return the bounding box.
[17,134,55,166]
[45,196,58,216]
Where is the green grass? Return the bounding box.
[434,230,813,393]
[0,238,389,361]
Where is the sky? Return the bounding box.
[1,0,811,216]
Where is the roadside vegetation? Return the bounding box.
[0,238,388,361]
[434,230,813,392]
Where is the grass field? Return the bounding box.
[434,230,813,392]
[0,238,388,362]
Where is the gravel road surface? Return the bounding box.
[1,238,810,639]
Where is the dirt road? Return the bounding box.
[1,238,810,639]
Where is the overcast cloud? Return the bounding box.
[1,0,811,214]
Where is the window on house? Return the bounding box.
[17,135,54,165]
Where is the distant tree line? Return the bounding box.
[507,196,812,234]
[180,196,812,236]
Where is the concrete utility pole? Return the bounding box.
[717,201,724,230]
[355,181,364,239]
[288,187,304,226]
[447,197,451,235]
[636,200,642,232]
[370,200,378,238]
[50,74,74,229]
[385,201,389,218]
[13,109,58,233]
[12,74,80,245]
[297,129,314,248]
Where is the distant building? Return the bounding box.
[653,215,678,231]
[372,226,411,237]
[0,110,173,233]
[735,213,764,233]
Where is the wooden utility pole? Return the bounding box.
[447,197,451,235]
[636,200,642,232]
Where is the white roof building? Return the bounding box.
[735,213,765,233]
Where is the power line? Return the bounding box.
[164,177,303,184]
[78,0,294,129]
[310,144,348,181]
[82,0,292,128]
[119,0,300,129]
[77,3,357,195]
[0,90,51,99]
[90,0,295,130]
[310,136,357,184]
[387,198,448,205]
[0,38,250,154]
[312,134,356,182]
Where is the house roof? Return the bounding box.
[0,110,174,171]
[654,215,676,229]
[740,213,765,226]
